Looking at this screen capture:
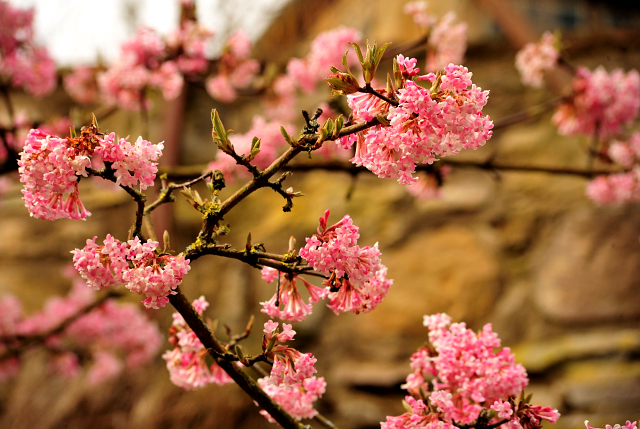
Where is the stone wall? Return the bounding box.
[1,1,640,428]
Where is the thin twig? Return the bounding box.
[199,118,383,239]
[281,159,623,178]
[359,83,399,107]
[145,171,214,214]
[87,166,147,238]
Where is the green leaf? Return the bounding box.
[349,42,364,63]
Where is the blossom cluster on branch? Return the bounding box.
[18,124,163,220]
[515,31,640,206]
[336,59,493,185]
[163,296,232,390]
[383,313,559,429]
[0,279,161,384]
[0,1,56,97]
[404,1,467,72]
[72,235,191,309]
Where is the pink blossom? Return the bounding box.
[205,30,259,102]
[228,59,260,88]
[607,132,640,168]
[608,140,636,168]
[71,234,129,290]
[491,399,514,420]
[20,127,163,220]
[340,62,492,185]
[285,27,361,94]
[94,133,164,190]
[122,237,191,309]
[0,293,22,336]
[148,60,184,100]
[258,376,326,422]
[299,210,392,315]
[0,2,56,96]
[515,32,559,88]
[166,20,213,75]
[260,320,319,388]
[346,89,392,123]
[518,404,560,429]
[426,12,467,72]
[260,267,326,322]
[98,26,187,110]
[72,235,190,309]
[86,351,124,385]
[265,75,297,121]
[585,168,640,205]
[18,129,92,220]
[2,280,162,383]
[404,1,436,29]
[205,74,237,102]
[552,66,640,139]
[49,352,81,379]
[64,66,99,104]
[226,30,252,59]
[386,315,558,429]
[163,296,233,390]
[403,313,529,422]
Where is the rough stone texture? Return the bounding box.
[3,1,640,428]
[533,206,640,322]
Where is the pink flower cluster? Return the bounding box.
[515,32,559,88]
[94,132,163,189]
[339,61,493,185]
[552,66,640,139]
[66,6,212,108]
[0,281,162,384]
[607,132,640,169]
[18,129,92,220]
[585,168,640,205]
[72,235,190,309]
[260,268,326,322]
[261,321,318,387]
[263,27,361,121]
[64,66,99,105]
[383,313,558,429]
[404,1,436,29]
[586,133,640,205]
[403,2,467,72]
[98,27,184,110]
[404,314,528,409]
[258,320,325,422]
[286,27,361,94]
[205,30,259,102]
[258,376,327,422]
[162,296,233,390]
[166,20,213,76]
[18,127,163,220]
[426,12,467,72]
[296,210,392,315]
[0,1,56,96]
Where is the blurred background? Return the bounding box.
[1,0,640,428]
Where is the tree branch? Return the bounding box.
[168,287,305,429]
